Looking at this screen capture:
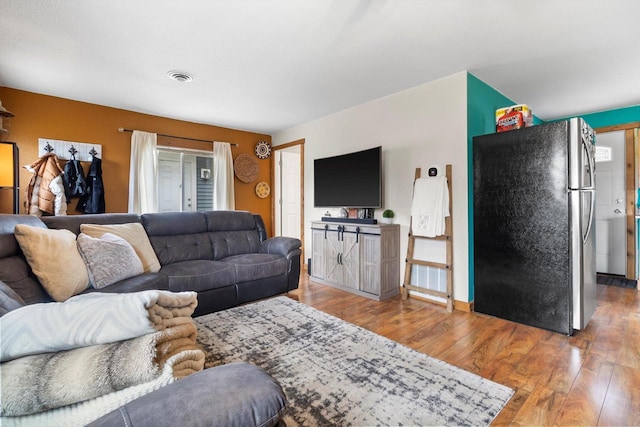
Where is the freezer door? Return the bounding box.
[473,121,573,335]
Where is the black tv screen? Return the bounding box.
[314,146,382,208]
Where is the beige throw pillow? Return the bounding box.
[80,223,161,273]
[77,233,144,289]
[14,224,89,302]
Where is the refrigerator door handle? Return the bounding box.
[581,133,596,244]
[582,188,596,243]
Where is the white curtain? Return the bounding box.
[212,142,235,210]
[128,130,158,214]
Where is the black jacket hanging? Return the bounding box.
[63,159,87,202]
[77,156,105,214]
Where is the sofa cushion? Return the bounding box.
[149,234,214,266]
[88,362,286,427]
[204,210,257,231]
[80,223,161,273]
[42,213,141,236]
[220,253,288,282]
[209,231,262,260]
[14,224,89,301]
[160,260,236,292]
[0,256,52,304]
[77,233,144,289]
[80,273,169,294]
[0,280,25,316]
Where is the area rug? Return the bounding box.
[195,297,514,426]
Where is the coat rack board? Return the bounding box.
[38,138,102,162]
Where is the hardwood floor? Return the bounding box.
[288,273,640,426]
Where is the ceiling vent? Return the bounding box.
[167,70,194,83]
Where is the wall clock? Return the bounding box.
[255,141,271,159]
[255,181,271,198]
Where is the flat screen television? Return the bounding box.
[314,146,382,208]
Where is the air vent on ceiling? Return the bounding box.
[167,70,194,83]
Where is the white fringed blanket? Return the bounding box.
[0,290,198,362]
[1,322,203,416]
[0,350,205,427]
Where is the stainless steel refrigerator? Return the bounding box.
[473,118,596,335]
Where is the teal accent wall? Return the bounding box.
[554,105,640,129]
[466,73,519,301]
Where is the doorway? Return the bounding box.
[595,130,626,275]
[273,139,304,261]
[157,149,207,212]
[594,123,639,282]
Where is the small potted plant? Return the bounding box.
[381,209,394,224]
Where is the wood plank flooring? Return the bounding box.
[287,273,640,426]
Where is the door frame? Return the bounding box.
[595,122,639,280]
[272,139,305,266]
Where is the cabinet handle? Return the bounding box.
[324,224,328,239]
[339,253,343,265]
[337,253,341,265]
[355,226,360,243]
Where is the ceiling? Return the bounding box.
[1,0,638,135]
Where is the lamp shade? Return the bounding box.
[0,143,14,187]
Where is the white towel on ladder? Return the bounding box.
[410,176,449,237]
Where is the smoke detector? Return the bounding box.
[167,70,194,83]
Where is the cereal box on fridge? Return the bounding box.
[496,104,533,132]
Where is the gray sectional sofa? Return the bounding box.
[1,210,301,316]
[0,210,301,426]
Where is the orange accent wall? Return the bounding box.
[0,87,273,235]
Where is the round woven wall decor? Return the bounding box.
[255,181,270,198]
[234,153,260,183]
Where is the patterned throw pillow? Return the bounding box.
[80,223,161,273]
[14,224,89,302]
[77,233,144,289]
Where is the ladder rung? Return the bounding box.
[406,258,450,270]
[402,283,450,299]
[409,234,450,241]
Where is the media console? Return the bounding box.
[310,220,400,301]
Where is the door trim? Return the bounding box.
[272,139,305,266]
[595,122,639,280]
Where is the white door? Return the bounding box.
[595,130,626,275]
[275,147,301,239]
[158,152,182,212]
[182,155,197,212]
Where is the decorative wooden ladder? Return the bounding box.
[401,164,454,312]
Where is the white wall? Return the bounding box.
[273,71,470,302]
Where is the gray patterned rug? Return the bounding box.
[195,297,513,426]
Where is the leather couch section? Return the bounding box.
[87,362,287,427]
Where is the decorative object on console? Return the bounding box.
[381,209,394,224]
[196,296,514,427]
[234,153,260,183]
[255,181,270,198]
[254,141,271,159]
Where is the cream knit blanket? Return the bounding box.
[0,290,198,362]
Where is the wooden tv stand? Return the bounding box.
[310,221,400,301]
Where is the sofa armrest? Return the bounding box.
[88,362,286,427]
[259,236,301,258]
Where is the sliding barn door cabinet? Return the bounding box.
[310,221,400,301]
